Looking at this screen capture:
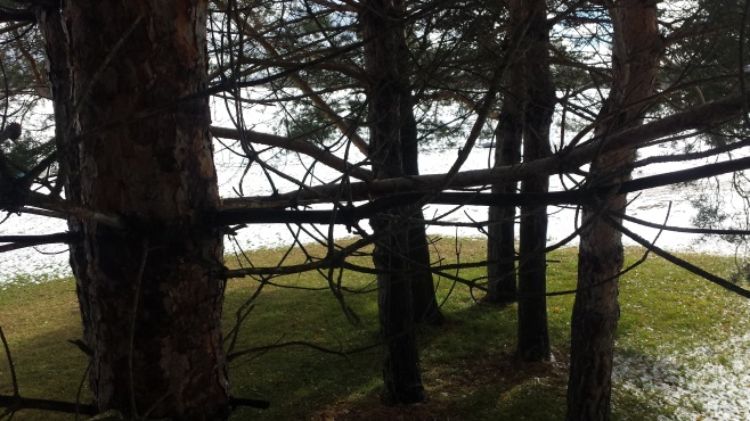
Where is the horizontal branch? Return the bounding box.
[0,232,77,253]
[14,207,65,219]
[0,394,270,415]
[0,232,76,244]
[609,216,750,299]
[6,150,749,235]
[616,211,750,236]
[216,191,584,226]
[216,156,750,225]
[224,257,374,278]
[0,394,97,416]
[22,191,125,229]
[618,155,750,194]
[6,96,747,231]
[222,92,750,209]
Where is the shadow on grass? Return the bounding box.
[224,258,701,420]
[0,320,89,420]
[1,245,742,420]
[224,275,575,420]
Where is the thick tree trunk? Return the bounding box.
[361,0,425,404]
[567,1,661,419]
[516,0,554,362]
[41,1,230,419]
[486,87,522,304]
[372,215,425,404]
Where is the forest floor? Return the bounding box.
[0,239,749,420]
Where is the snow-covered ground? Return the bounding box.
[615,330,750,421]
[0,140,740,283]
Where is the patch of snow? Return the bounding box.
[615,331,750,420]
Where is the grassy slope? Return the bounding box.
[0,238,748,420]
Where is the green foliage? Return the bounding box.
[660,0,750,144]
[2,133,55,175]
[690,191,728,230]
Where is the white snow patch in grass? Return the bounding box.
[615,331,750,420]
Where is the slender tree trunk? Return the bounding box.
[407,212,443,325]
[517,0,554,362]
[567,1,661,419]
[361,0,425,404]
[486,84,522,304]
[401,91,444,325]
[40,1,230,419]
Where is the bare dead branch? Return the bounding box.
[614,211,750,236]
[0,395,97,416]
[608,216,750,299]
[216,155,750,227]
[0,232,77,253]
[221,94,750,209]
[210,126,373,181]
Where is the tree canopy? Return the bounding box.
[1,0,750,419]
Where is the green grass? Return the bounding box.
[0,238,748,420]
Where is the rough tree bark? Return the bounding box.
[567,0,661,419]
[361,0,426,404]
[39,1,230,419]
[400,85,444,326]
[486,79,522,304]
[516,0,554,362]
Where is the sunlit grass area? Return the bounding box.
[0,238,748,420]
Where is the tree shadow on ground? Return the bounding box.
[0,260,700,421]
[0,321,89,420]
[227,282,575,421]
